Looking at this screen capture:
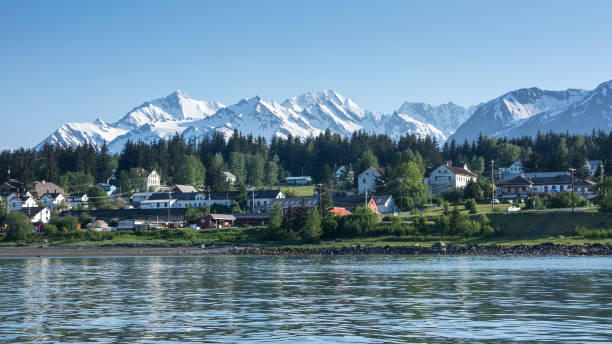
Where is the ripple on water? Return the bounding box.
[0,255,611,343]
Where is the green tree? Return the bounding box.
[268,203,282,230]
[463,179,482,200]
[175,155,206,187]
[58,171,94,194]
[595,177,612,212]
[119,168,147,193]
[236,182,248,209]
[356,149,379,174]
[264,155,280,186]
[302,207,322,242]
[229,152,247,184]
[86,185,107,209]
[465,198,477,214]
[247,154,265,187]
[5,212,32,241]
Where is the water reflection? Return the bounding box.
[0,256,611,343]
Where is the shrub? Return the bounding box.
[465,199,477,214]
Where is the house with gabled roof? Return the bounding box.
[19,206,51,224]
[40,192,65,209]
[67,193,89,208]
[9,193,37,211]
[247,189,285,211]
[497,174,596,199]
[428,161,477,195]
[358,167,384,194]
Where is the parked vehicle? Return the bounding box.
[507,205,521,212]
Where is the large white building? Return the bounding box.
[146,170,162,191]
[428,162,477,195]
[358,167,384,194]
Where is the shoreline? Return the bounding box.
[0,242,611,257]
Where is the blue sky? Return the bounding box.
[1,0,611,150]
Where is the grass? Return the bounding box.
[278,185,315,197]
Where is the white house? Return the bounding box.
[146,170,161,191]
[140,193,177,209]
[358,167,384,194]
[9,193,37,211]
[499,161,524,179]
[40,192,65,209]
[373,195,396,214]
[247,190,285,211]
[222,171,237,185]
[428,162,477,195]
[20,207,51,224]
[67,193,89,208]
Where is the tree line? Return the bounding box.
[2,129,612,194]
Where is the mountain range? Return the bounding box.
[37,80,612,152]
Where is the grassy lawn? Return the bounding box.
[278,185,315,197]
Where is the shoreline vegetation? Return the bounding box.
[2,210,612,257]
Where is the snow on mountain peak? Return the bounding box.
[114,91,224,129]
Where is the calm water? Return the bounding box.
[0,255,611,343]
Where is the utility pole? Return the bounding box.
[317,183,323,216]
[398,178,404,212]
[252,187,255,213]
[364,186,368,208]
[569,168,576,213]
[490,160,495,212]
[600,161,605,184]
[167,188,171,228]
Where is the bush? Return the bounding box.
[5,212,33,242]
[574,226,612,238]
[549,191,587,209]
[465,199,477,214]
[442,188,464,203]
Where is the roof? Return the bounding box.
[358,167,384,177]
[333,195,375,206]
[90,220,109,227]
[499,174,595,187]
[68,193,87,198]
[444,164,476,177]
[41,192,63,200]
[329,207,351,216]
[234,213,271,219]
[32,181,65,198]
[271,196,319,208]
[285,176,312,180]
[333,195,393,207]
[222,171,236,178]
[18,207,46,217]
[333,165,347,174]
[172,184,198,193]
[206,214,236,221]
[206,191,239,200]
[252,190,284,199]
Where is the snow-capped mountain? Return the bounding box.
[115,90,224,129]
[37,80,612,152]
[502,81,612,139]
[450,87,589,143]
[36,90,450,152]
[396,102,476,136]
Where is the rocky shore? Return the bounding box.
[1,242,611,257]
[229,242,612,256]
